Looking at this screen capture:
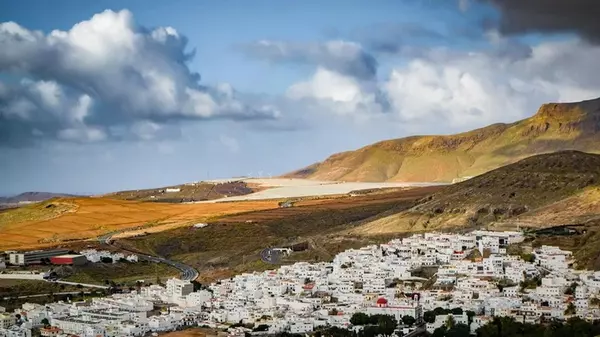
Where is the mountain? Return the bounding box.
[286,97,600,182]
[352,151,600,235]
[0,192,79,205]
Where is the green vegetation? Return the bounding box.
[64,261,179,285]
[348,313,398,336]
[475,316,600,337]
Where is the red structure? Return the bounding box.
[376,297,388,307]
[50,254,86,266]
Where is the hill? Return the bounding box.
[0,192,79,205]
[286,97,600,182]
[117,187,440,282]
[0,197,278,250]
[102,181,256,203]
[352,151,600,235]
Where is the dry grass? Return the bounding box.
[118,187,435,283]
[0,197,279,250]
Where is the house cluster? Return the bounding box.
[79,250,139,264]
[5,230,600,337]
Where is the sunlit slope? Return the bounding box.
[287,97,600,182]
[351,151,600,235]
[0,197,277,250]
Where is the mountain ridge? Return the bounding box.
[286,96,600,182]
[0,192,80,205]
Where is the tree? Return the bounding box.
[361,325,379,337]
[376,315,398,336]
[191,280,203,292]
[445,316,456,330]
[433,307,448,316]
[350,312,370,326]
[253,325,269,332]
[565,282,578,295]
[401,315,416,327]
[424,311,436,324]
[446,323,470,337]
[41,318,50,327]
[432,327,447,337]
[565,302,576,315]
[466,310,476,325]
[451,308,463,315]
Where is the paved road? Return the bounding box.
[260,248,280,264]
[53,280,109,289]
[99,233,199,281]
[1,291,93,301]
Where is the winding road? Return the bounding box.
[98,232,199,281]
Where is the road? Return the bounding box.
[99,232,199,281]
[1,291,94,301]
[260,248,280,264]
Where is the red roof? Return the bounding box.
[376,297,388,305]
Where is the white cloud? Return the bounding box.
[286,67,385,120]
[382,39,600,128]
[0,10,276,146]
[287,38,600,131]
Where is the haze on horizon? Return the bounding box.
[1,0,600,195]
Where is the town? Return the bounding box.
[1,230,599,337]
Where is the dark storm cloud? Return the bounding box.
[488,0,600,43]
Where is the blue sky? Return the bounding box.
[1,0,599,195]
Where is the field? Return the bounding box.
[0,197,278,250]
[119,187,439,282]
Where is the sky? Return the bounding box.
[1,0,600,195]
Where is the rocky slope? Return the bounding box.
[351,151,600,235]
[287,97,600,182]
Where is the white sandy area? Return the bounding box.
[194,178,444,203]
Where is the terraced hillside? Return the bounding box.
[352,151,600,235]
[287,97,600,182]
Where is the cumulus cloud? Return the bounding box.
[486,0,600,44]
[0,9,277,146]
[383,39,600,128]
[241,40,378,80]
[286,67,385,118]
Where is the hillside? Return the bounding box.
[117,187,439,282]
[0,192,79,205]
[103,181,255,203]
[352,151,600,235]
[0,197,278,250]
[286,97,600,182]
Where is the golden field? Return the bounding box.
[0,197,278,250]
